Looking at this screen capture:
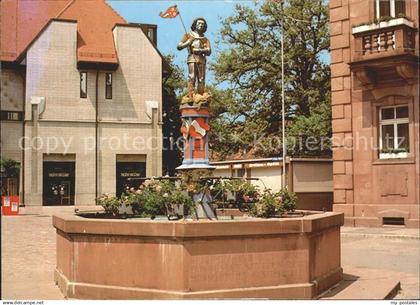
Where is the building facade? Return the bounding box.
[330,0,419,227]
[1,0,163,207]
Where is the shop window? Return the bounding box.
[80,72,87,98]
[379,105,409,159]
[105,73,112,100]
[375,0,406,19]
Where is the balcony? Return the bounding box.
[350,18,418,87]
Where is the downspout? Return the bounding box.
[95,69,99,199]
[21,68,26,206]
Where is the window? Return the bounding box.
[105,73,112,100]
[379,105,409,159]
[235,168,245,178]
[80,72,87,98]
[147,28,154,43]
[375,0,406,19]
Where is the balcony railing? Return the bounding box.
[352,18,417,62]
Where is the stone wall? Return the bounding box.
[331,0,419,227]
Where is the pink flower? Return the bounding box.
[143,180,152,187]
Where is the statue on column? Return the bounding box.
[177,17,212,106]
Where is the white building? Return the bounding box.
[1,0,164,208]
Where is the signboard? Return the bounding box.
[120,173,141,177]
[0,111,23,121]
[215,165,230,169]
[48,173,70,177]
[246,162,281,168]
[11,203,18,212]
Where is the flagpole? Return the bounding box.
[177,10,188,34]
[281,0,286,190]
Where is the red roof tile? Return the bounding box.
[0,0,126,63]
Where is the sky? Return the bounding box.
[108,0,330,85]
[108,0,253,83]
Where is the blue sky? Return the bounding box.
[108,0,252,82]
[108,0,330,84]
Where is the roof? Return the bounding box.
[0,0,126,64]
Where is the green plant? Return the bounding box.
[249,189,283,218]
[124,178,194,218]
[224,179,260,209]
[249,188,297,218]
[375,15,394,23]
[277,189,297,213]
[396,13,413,21]
[0,157,20,178]
[352,22,371,28]
[96,195,121,216]
[380,148,408,154]
[167,191,194,216]
[354,14,413,28]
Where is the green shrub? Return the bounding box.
[167,191,194,216]
[277,188,297,212]
[96,195,121,215]
[0,157,20,178]
[250,188,297,218]
[123,178,194,218]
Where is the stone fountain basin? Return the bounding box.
[53,212,344,299]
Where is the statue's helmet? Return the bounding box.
[191,17,208,33]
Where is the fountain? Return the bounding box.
[53,17,343,299]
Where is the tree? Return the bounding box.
[162,55,186,175]
[211,0,331,158]
[0,157,20,178]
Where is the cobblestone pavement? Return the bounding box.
[1,214,64,300]
[1,213,419,300]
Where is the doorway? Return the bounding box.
[116,162,146,197]
[43,162,75,206]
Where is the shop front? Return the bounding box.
[43,162,75,206]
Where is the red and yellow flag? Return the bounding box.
[159,5,179,18]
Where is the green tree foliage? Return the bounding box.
[162,55,186,175]
[210,0,331,158]
[0,157,20,178]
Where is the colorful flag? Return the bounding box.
[159,5,179,18]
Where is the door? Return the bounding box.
[43,162,75,206]
[116,162,146,197]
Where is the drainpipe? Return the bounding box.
[95,69,99,199]
[21,68,26,206]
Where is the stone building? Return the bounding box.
[330,0,419,227]
[1,0,163,207]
